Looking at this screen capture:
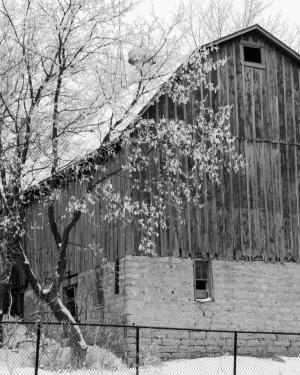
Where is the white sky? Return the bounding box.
[135,0,300,25]
[272,0,300,24]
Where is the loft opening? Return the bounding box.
[243,46,261,64]
[241,41,265,68]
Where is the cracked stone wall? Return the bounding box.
[122,255,300,359]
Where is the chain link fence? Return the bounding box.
[1,322,300,374]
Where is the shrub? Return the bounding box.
[139,344,162,367]
[85,345,126,371]
[38,343,72,370]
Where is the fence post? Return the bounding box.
[35,322,41,375]
[233,331,237,375]
[136,326,140,375]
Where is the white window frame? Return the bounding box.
[194,259,213,302]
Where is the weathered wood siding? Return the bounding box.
[24,155,128,279]
[199,31,300,263]
[24,31,300,280]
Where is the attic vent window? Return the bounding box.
[243,46,261,64]
[241,42,265,69]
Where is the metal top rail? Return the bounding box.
[2,320,300,336]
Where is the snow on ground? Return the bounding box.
[2,355,300,375]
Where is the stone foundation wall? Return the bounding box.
[23,259,126,324]
[124,329,300,361]
[22,256,300,359]
[121,255,300,358]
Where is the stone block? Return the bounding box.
[189,346,207,354]
[237,339,261,347]
[220,332,234,339]
[206,345,222,353]
[273,340,290,347]
[254,333,276,340]
[160,338,181,346]
[165,331,189,339]
[289,335,300,342]
[288,347,300,356]
[189,331,207,339]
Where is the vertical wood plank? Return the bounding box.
[277,52,286,143]
[235,40,244,139]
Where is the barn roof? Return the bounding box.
[204,24,300,64]
[25,24,300,192]
[127,24,300,124]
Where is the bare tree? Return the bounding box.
[0,0,183,360]
[178,0,271,49]
[178,0,300,52]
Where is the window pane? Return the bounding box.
[195,268,202,279]
[196,280,207,290]
[196,270,208,280]
[195,261,208,280]
[195,263,202,272]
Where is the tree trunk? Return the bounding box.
[0,282,10,346]
[0,314,3,346]
[0,283,8,345]
[0,249,88,363]
[19,252,88,364]
[2,196,88,363]
[47,295,87,365]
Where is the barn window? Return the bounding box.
[243,46,261,63]
[194,260,212,301]
[115,259,120,295]
[241,42,265,68]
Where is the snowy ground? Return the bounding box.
[1,355,300,375]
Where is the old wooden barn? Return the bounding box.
[22,24,300,358]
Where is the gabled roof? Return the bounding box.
[25,24,300,191]
[204,24,300,64]
[137,24,300,122]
